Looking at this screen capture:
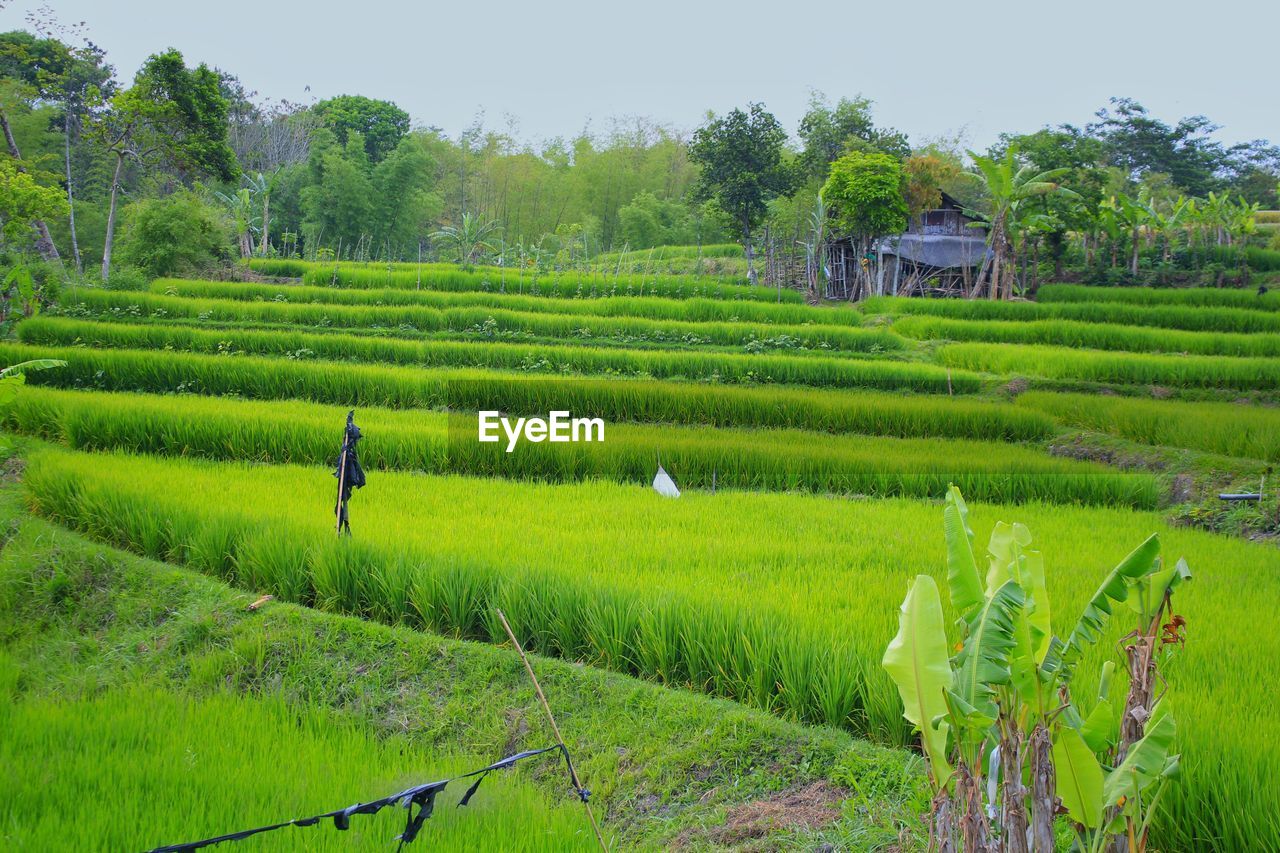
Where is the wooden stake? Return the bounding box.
[495,609,608,852]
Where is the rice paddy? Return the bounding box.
[6,262,1280,851]
[20,444,1280,852]
[0,674,592,851]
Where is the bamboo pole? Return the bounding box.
[495,610,608,851]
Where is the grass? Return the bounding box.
[937,341,1280,390]
[1,387,1155,507]
[1018,390,1280,462]
[62,287,904,355]
[864,294,1280,334]
[157,277,858,326]
[19,443,1280,852]
[893,313,1280,358]
[284,260,790,303]
[0,342,1017,434]
[18,317,969,393]
[0,678,594,851]
[1038,283,1280,312]
[0,481,927,850]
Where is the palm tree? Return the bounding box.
[430,213,501,267]
[966,147,1077,299]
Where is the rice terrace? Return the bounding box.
[1,2,1279,851]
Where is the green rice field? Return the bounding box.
[6,268,1280,851]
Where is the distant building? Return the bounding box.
[824,192,989,300]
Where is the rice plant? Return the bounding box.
[155,278,856,326]
[893,314,1280,358]
[62,288,903,355]
[2,387,1150,506]
[1038,283,1280,312]
[1018,390,1280,462]
[22,444,1280,852]
[937,342,1280,390]
[277,259,792,303]
[17,317,969,393]
[865,295,1280,334]
[0,679,591,851]
[0,342,1028,437]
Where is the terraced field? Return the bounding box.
[6,261,1280,850]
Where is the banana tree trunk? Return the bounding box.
[258,191,271,256]
[1000,724,1029,853]
[1028,724,1056,853]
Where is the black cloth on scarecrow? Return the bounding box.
[334,410,366,535]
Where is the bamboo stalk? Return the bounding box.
[495,609,608,852]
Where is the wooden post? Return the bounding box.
[496,610,608,852]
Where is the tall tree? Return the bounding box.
[0,29,86,263]
[312,95,409,164]
[91,48,239,278]
[690,103,794,285]
[798,92,909,181]
[821,151,908,297]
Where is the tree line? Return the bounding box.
[0,14,1276,303]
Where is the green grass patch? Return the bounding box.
[157,278,853,326]
[865,294,1280,334]
[0,482,925,850]
[18,317,966,393]
[270,260,791,303]
[0,679,593,851]
[894,313,1280,358]
[19,444,1280,852]
[63,287,902,355]
[2,387,1149,506]
[937,342,1280,390]
[1020,390,1280,462]
[0,343,1019,435]
[1038,283,1280,312]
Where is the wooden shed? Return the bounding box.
[824,192,989,300]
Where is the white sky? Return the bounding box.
[3,0,1276,151]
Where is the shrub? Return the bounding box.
[116,191,233,277]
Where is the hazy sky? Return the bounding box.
[3,0,1276,151]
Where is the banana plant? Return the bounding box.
[883,486,1190,852]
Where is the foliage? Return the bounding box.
[311,94,410,164]
[115,190,232,277]
[939,341,1280,391]
[884,489,1188,851]
[689,103,794,282]
[61,287,904,355]
[821,151,908,242]
[0,494,927,850]
[173,273,835,324]
[797,92,909,180]
[1038,283,1280,311]
[893,313,1280,358]
[866,294,1280,334]
[20,444,1280,851]
[0,154,68,245]
[0,683,593,851]
[3,387,1153,507]
[295,260,792,303]
[1017,390,1280,463]
[16,315,974,393]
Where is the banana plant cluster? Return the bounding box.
[883,486,1189,851]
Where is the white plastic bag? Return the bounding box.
[652,465,680,498]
